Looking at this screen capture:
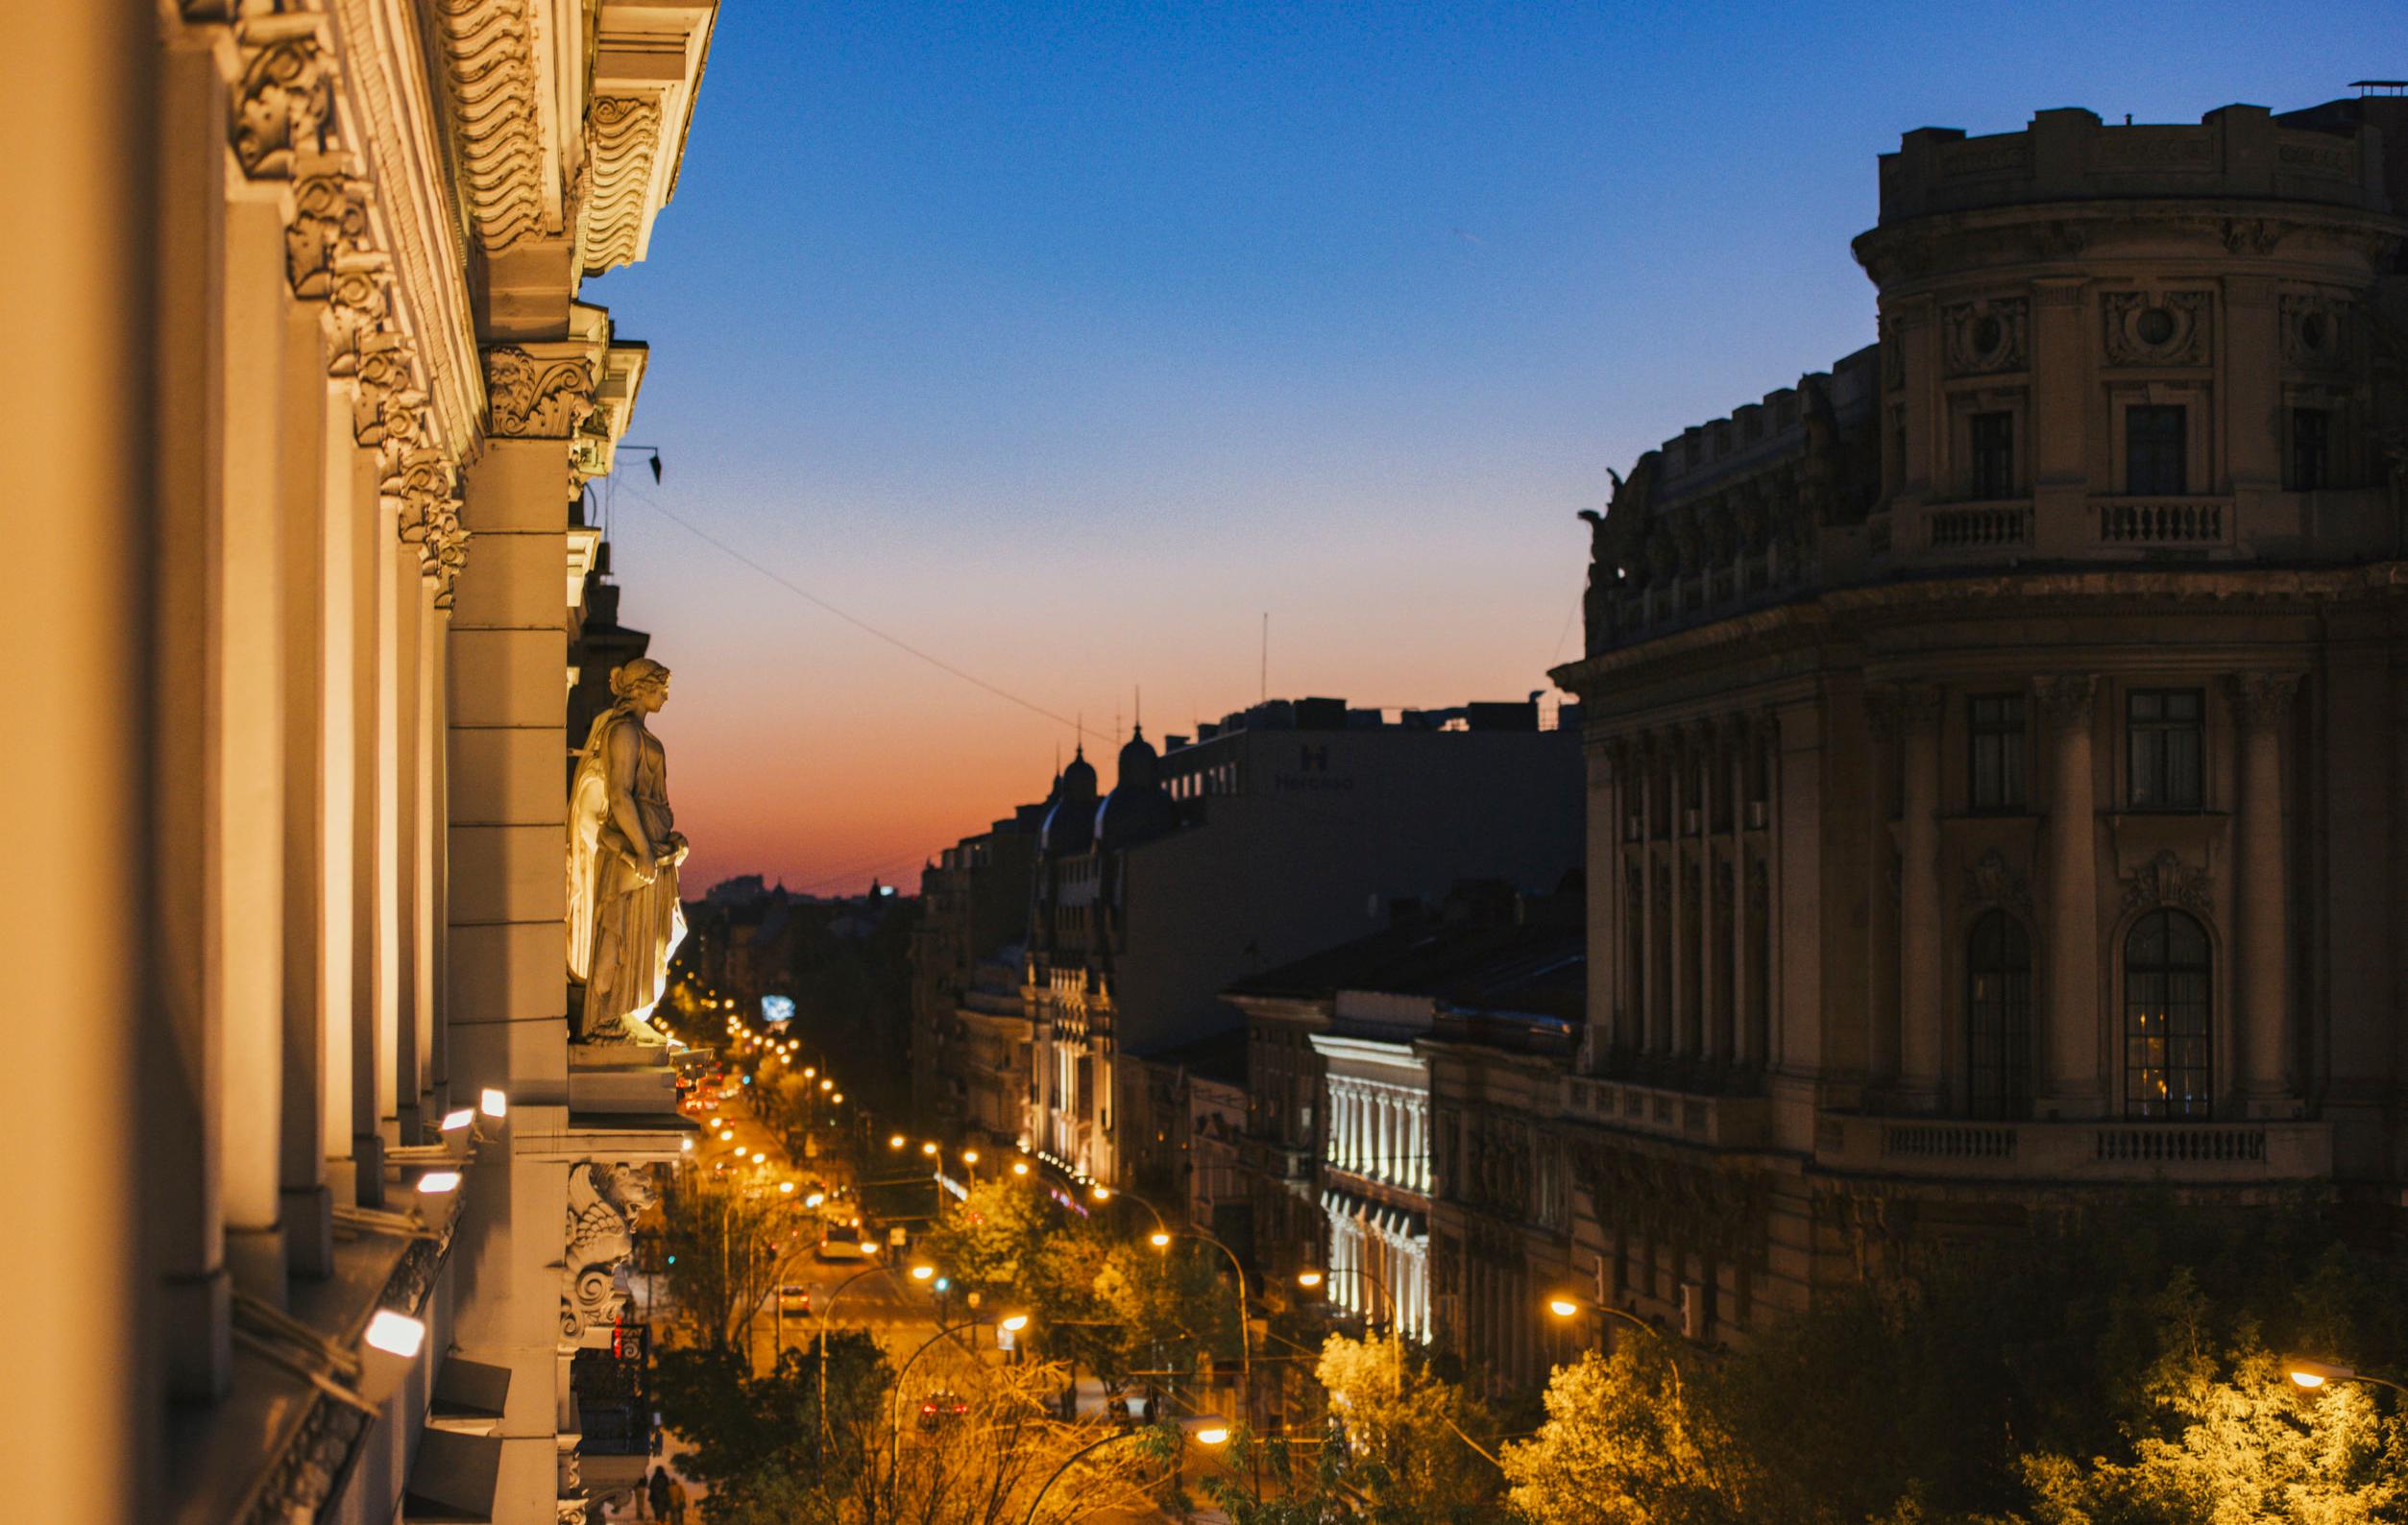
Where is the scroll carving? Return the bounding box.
[232,30,331,179]
[487,347,597,439]
[562,1162,657,1340]
[432,0,545,249]
[1943,297,2028,375]
[580,95,665,276]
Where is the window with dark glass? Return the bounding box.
[2127,690,2204,810]
[2126,404,2188,495]
[2289,408,2331,492]
[1970,411,2015,499]
[1966,911,2031,1120]
[1968,694,2026,811]
[2124,909,2211,1120]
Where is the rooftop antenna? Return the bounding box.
[1134,687,1142,736]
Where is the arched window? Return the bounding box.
[1966,910,2031,1119]
[2125,909,2212,1120]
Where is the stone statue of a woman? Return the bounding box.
[568,657,689,1044]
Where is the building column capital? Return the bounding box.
[2227,670,2304,730]
[2032,673,2098,733]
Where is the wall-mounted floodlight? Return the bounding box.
[441,1107,474,1132]
[415,1172,461,1195]
[365,1309,426,1358]
[479,1088,507,1119]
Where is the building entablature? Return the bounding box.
[1869,106,2390,228]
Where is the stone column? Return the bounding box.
[346,442,386,1207]
[1639,738,1664,1055]
[13,1,153,1503]
[1668,733,1690,1057]
[1696,722,1725,1067]
[2030,278,2090,559]
[1729,723,1753,1068]
[2232,672,2301,1112]
[1897,684,1945,1108]
[2035,676,2101,1116]
[390,527,424,1140]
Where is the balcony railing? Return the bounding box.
[1923,500,2032,551]
[1559,1075,1771,1149]
[1816,1114,2328,1182]
[2092,496,2233,549]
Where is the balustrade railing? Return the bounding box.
[2093,496,2231,547]
[1924,501,2031,550]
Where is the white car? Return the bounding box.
[814,1234,870,1263]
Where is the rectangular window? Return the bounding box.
[2126,405,2188,495]
[2289,408,2331,492]
[1969,411,2015,499]
[2127,690,2204,810]
[1968,695,2027,811]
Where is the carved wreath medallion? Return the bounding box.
[2104,291,2211,367]
[1944,298,2028,375]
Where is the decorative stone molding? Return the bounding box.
[285,172,370,299]
[487,346,597,439]
[2227,670,2303,729]
[2120,849,2213,916]
[2031,674,2097,733]
[431,0,545,250]
[1943,297,2027,375]
[1963,848,2031,914]
[561,1162,656,1341]
[2220,217,2285,257]
[579,95,665,276]
[2279,292,2350,372]
[2104,290,2212,367]
[232,21,331,180]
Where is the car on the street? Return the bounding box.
[776,1283,813,1314]
[814,1233,870,1263]
[916,1391,969,1431]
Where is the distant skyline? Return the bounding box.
[585,2,2382,895]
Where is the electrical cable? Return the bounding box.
[617,484,1094,745]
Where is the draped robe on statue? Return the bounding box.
[567,704,686,1040]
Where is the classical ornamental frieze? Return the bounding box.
[487,346,598,439]
[1943,297,2027,375]
[1963,848,2031,914]
[2120,849,2213,916]
[432,0,546,250]
[562,1162,656,1341]
[579,95,665,277]
[2104,290,2212,368]
[232,21,332,180]
[390,450,471,602]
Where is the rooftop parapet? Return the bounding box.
[1874,104,2389,225]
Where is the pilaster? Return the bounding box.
[2034,675,2102,1117]
[2231,671,2302,1115]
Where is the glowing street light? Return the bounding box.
[1000,1314,1030,1333]
[1546,1296,1582,1319]
[1010,1161,1029,1176]
[1296,1270,1325,1289]
[889,1134,907,1150]
[961,1150,980,1166]
[910,1263,936,1282]
[1090,1185,1111,1201]
[2287,1357,2408,1395]
[364,1309,426,1358]
[920,1141,938,1157]
[1149,1231,1171,1248]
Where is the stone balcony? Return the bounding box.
[1558,1074,1773,1150]
[1813,1113,2332,1184]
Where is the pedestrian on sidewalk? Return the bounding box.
[646,1465,673,1521]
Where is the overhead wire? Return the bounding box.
[616,482,1094,746]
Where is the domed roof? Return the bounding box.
[1040,745,1099,855]
[1096,727,1179,850]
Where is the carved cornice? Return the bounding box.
[579,95,664,276]
[486,345,597,439]
[432,0,546,251]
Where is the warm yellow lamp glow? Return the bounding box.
[910,1264,936,1281]
[1011,1161,1029,1175]
[832,1093,843,1104]
[820,1078,833,1091]
[1150,1232,1171,1248]
[1001,1314,1030,1332]
[1296,1271,1325,1289]
[921,1142,938,1156]
[1194,1426,1230,1446]
[962,1150,980,1165]
[2287,1358,2351,1389]
[779,1181,795,1194]
[1090,1185,1111,1201]
[679,1138,693,1153]
[365,1309,426,1358]
[1545,1297,1582,1319]
[889,1134,907,1150]
[806,1193,825,1207]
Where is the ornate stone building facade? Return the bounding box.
[1537,97,2408,1349]
[18,3,718,1520]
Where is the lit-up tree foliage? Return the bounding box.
[661,1167,794,1353]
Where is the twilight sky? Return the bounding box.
[585,1,2378,897]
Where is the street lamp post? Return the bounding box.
[1019,1416,1230,1525]
[1152,1230,1253,1441]
[1299,1265,1402,1388]
[1545,1293,1686,1401]
[886,1314,1023,1476]
[811,1262,909,1445]
[2287,1357,2408,1398]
